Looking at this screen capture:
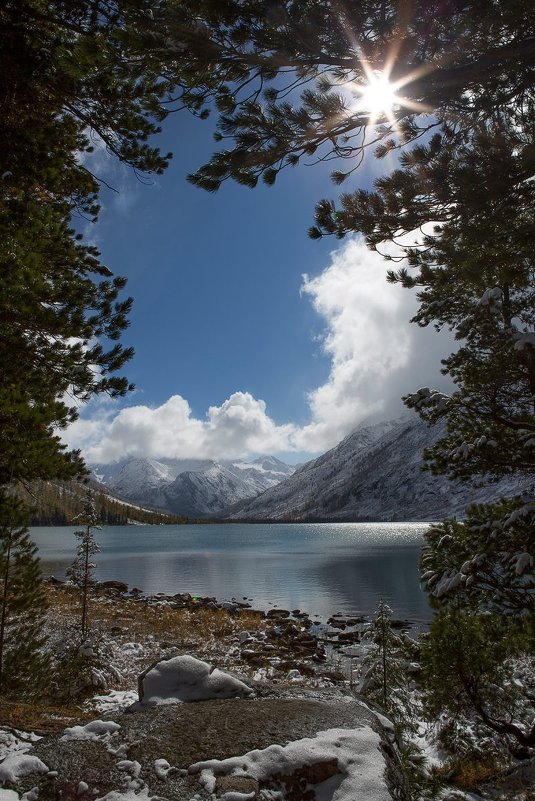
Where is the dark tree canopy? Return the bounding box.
[0,0,181,485]
[0,492,50,696]
[2,0,533,490]
[166,0,535,204]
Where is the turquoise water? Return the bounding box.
[30,522,431,621]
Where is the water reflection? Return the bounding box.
[311,548,429,620]
[30,522,430,621]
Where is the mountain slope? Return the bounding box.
[226,417,533,521]
[16,478,187,526]
[92,455,295,517]
[161,465,262,517]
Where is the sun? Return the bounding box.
[356,73,399,117]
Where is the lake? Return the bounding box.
[30,522,432,622]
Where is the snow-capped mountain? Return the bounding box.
[91,455,294,517]
[92,458,214,510]
[226,416,533,521]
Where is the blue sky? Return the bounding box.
[66,110,452,465]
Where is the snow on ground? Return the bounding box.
[60,719,128,758]
[0,732,40,764]
[0,730,47,800]
[60,719,121,743]
[137,654,254,705]
[189,726,390,801]
[90,690,139,713]
[95,788,157,801]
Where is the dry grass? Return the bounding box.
[45,586,265,641]
[0,700,94,735]
[434,755,503,791]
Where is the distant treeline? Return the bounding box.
[14,479,188,526]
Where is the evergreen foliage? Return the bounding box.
[421,609,535,753]
[67,491,101,641]
[0,0,201,493]
[359,602,439,799]
[359,601,419,730]
[169,2,535,204]
[421,500,534,616]
[0,491,50,696]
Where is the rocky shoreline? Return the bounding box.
[0,578,412,801]
[43,575,416,689]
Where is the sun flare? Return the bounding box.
[357,73,399,116]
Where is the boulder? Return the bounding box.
[98,580,128,593]
[136,654,254,705]
[266,608,290,619]
[30,686,409,801]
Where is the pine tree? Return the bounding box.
[420,500,534,616]
[67,491,101,642]
[359,602,435,797]
[165,2,535,211]
[0,491,50,696]
[421,609,535,753]
[359,601,418,729]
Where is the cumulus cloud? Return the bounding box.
[68,392,297,464]
[64,237,453,463]
[293,237,452,450]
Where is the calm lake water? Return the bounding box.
[30,522,432,622]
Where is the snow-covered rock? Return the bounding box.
[189,726,391,801]
[137,655,253,705]
[30,685,406,800]
[60,720,121,743]
[0,754,49,785]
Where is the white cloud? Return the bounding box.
[68,392,297,464]
[64,237,453,463]
[292,236,452,450]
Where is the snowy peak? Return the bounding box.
[251,455,295,474]
[162,465,259,517]
[91,457,215,507]
[228,455,294,484]
[91,454,295,518]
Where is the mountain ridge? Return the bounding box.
[90,455,295,517]
[224,416,533,522]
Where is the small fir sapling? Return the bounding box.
[359,602,437,798]
[0,491,50,696]
[359,600,419,732]
[67,490,101,642]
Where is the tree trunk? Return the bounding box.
[81,527,90,641]
[0,532,13,694]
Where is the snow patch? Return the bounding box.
[153,759,172,780]
[189,726,389,801]
[61,720,121,743]
[90,690,139,713]
[95,789,158,801]
[0,730,40,763]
